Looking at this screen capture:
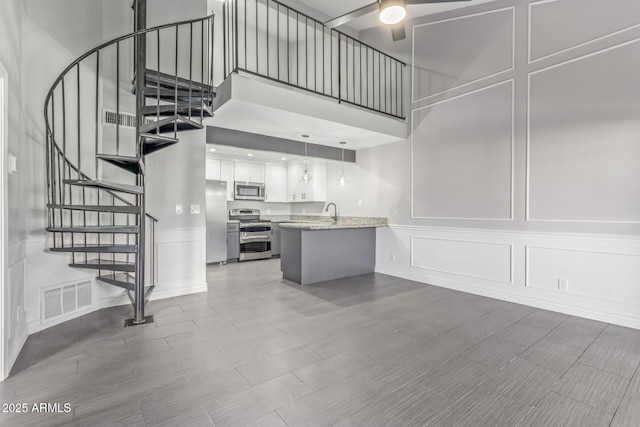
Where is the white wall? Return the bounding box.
[0,0,28,380]
[351,0,640,328]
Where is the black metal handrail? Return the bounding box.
[223,0,406,119]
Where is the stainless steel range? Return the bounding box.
[228,209,272,261]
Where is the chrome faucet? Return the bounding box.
[325,203,338,221]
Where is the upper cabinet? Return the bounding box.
[206,158,234,201]
[264,165,287,203]
[234,161,265,183]
[287,159,326,203]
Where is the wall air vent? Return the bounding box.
[42,280,93,321]
[103,109,154,128]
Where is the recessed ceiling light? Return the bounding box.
[281,157,287,161]
[209,148,216,152]
[247,153,253,157]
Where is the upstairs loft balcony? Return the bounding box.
[211,0,409,147]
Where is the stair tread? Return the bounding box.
[47,204,141,214]
[144,69,214,92]
[139,115,203,135]
[51,245,137,253]
[63,179,143,195]
[71,259,136,272]
[140,104,213,117]
[47,225,139,233]
[96,155,145,175]
[97,273,136,291]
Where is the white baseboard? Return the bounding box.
[5,323,28,379]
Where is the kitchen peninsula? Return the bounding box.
[279,217,388,285]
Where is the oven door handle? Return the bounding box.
[240,233,272,243]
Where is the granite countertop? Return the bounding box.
[227,220,240,224]
[277,216,387,230]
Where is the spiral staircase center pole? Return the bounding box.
[132,0,147,325]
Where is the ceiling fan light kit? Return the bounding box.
[379,0,407,25]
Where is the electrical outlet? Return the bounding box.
[190,204,200,214]
[358,200,362,206]
[558,278,569,291]
[16,306,20,322]
[389,253,396,262]
[175,204,183,214]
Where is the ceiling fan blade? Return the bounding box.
[406,0,472,4]
[391,23,406,41]
[324,2,379,29]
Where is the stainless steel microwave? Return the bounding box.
[234,181,266,201]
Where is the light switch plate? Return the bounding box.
[8,153,17,174]
[190,204,200,214]
[175,204,183,214]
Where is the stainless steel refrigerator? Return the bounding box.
[206,180,228,264]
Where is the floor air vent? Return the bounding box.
[42,280,93,321]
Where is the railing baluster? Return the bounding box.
[189,22,193,122]
[266,0,269,77]
[287,8,290,84]
[95,52,100,179]
[77,64,81,175]
[116,41,120,155]
[175,25,179,138]
[255,0,258,74]
[277,2,280,80]
[202,19,206,122]
[157,30,160,126]
[244,0,247,70]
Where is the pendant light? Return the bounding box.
[300,135,313,184]
[379,0,407,25]
[338,141,349,186]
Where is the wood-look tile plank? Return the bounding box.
[425,386,532,427]
[578,337,640,378]
[611,395,640,427]
[479,358,561,404]
[552,363,629,413]
[517,391,613,427]
[204,373,313,426]
[350,381,452,426]
[417,356,491,401]
[463,336,527,369]
[67,401,144,427]
[236,345,322,385]
[519,338,585,374]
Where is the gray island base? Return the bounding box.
[280,226,376,285]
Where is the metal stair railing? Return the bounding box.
[223,0,406,119]
[44,13,215,324]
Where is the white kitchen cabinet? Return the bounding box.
[264,165,287,202]
[234,161,265,183]
[207,158,234,201]
[206,158,221,180]
[220,160,234,201]
[287,159,326,202]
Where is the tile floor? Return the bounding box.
[1,258,640,426]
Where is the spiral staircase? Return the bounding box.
[44,2,215,325]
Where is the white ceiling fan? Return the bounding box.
[324,0,472,41]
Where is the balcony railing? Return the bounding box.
[223,0,406,119]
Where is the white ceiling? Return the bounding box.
[297,0,499,31]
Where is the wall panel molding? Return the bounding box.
[411,7,515,103]
[411,236,513,284]
[528,0,640,63]
[525,38,640,224]
[411,79,514,220]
